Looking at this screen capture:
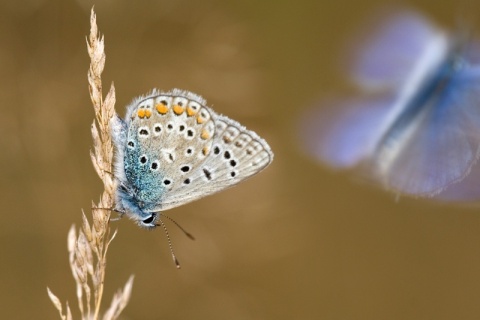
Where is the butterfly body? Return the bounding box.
[375,37,459,165]
[111,89,273,228]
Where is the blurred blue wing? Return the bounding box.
[303,9,480,200]
[301,96,395,168]
[434,163,480,201]
[373,65,480,196]
[349,11,440,90]
[463,41,480,64]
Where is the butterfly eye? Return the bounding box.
[141,213,157,227]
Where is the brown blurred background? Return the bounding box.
[2,0,480,319]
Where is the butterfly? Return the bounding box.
[301,10,480,199]
[111,89,273,229]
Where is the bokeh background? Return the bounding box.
[2,0,480,319]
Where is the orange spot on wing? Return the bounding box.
[200,129,210,140]
[186,106,197,117]
[202,147,209,156]
[156,103,169,114]
[137,109,146,118]
[145,109,152,118]
[173,105,184,115]
[197,116,205,124]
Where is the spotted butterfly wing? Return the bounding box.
[111,89,273,226]
[159,111,273,210]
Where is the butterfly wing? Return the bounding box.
[158,111,273,211]
[119,89,273,213]
[301,96,396,168]
[348,10,441,90]
[119,90,218,212]
[433,162,480,201]
[303,11,447,170]
[373,65,480,196]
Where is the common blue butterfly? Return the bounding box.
[302,10,480,199]
[111,89,273,228]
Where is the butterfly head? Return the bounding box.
[137,212,159,229]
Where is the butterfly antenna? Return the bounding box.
[161,214,195,240]
[157,218,181,269]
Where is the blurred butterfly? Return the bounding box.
[301,10,480,199]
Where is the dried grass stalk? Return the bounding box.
[47,8,134,319]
